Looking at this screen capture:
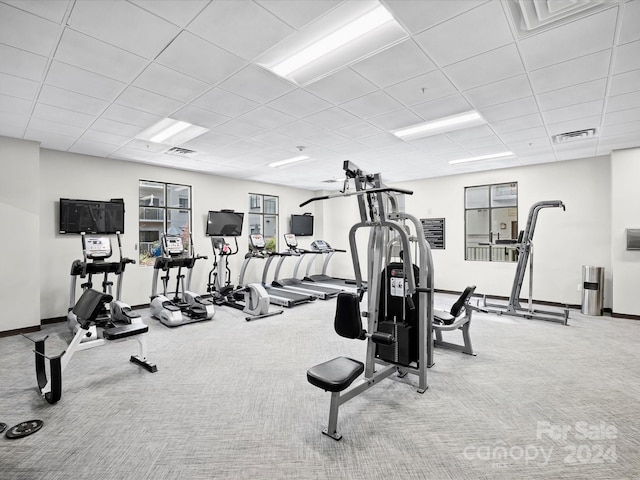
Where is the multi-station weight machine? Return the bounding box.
[304,161,434,440]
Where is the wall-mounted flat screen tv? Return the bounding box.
[206,210,244,237]
[291,214,313,236]
[59,198,125,234]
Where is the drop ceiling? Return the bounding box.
[0,0,638,190]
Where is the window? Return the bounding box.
[465,182,517,262]
[139,180,192,266]
[248,193,279,252]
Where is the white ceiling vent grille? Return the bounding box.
[164,147,198,157]
[507,0,609,37]
[552,128,597,144]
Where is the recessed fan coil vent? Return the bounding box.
[552,128,597,144]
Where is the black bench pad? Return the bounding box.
[433,309,455,325]
[307,356,364,392]
[103,324,148,340]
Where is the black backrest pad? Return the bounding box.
[334,293,363,339]
[449,285,477,318]
[73,288,113,323]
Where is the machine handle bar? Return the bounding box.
[300,186,413,207]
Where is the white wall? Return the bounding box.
[611,148,640,316]
[0,137,40,331]
[39,149,317,319]
[321,156,612,308]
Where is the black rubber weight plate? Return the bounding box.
[0,422,6,434]
[5,420,43,439]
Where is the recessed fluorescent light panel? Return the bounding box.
[268,155,310,168]
[448,151,515,165]
[257,1,408,85]
[136,118,209,146]
[393,111,485,140]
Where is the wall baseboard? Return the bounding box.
[611,312,640,320]
[0,325,40,338]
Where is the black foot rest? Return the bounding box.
[307,356,364,392]
[103,324,149,340]
[433,309,455,325]
[163,302,180,312]
[122,308,141,319]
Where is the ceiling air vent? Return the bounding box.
[164,147,198,157]
[552,128,597,144]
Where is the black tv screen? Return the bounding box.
[207,210,244,236]
[59,198,125,234]
[291,214,313,236]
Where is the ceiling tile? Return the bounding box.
[413,1,513,67]
[479,96,539,123]
[256,0,341,29]
[32,103,95,128]
[0,43,47,81]
[129,0,209,27]
[385,69,457,106]
[3,0,70,23]
[444,43,525,91]
[603,107,640,126]
[0,110,29,137]
[304,131,349,148]
[600,121,640,138]
[38,84,109,116]
[250,130,296,148]
[0,94,32,115]
[303,107,361,129]
[188,1,293,61]
[455,134,505,150]
[332,122,384,139]
[195,130,241,147]
[54,29,147,83]
[528,49,611,94]
[498,126,548,143]
[0,72,39,100]
[546,115,601,136]
[609,69,640,96]
[536,78,607,111]
[215,118,268,138]
[191,88,258,118]
[305,68,378,105]
[80,128,131,147]
[0,3,60,56]
[619,0,640,44]
[368,109,422,131]
[45,61,126,101]
[69,140,120,157]
[218,65,296,104]
[410,93,474,122]
[237,105,296,130]
[273,120,321,140]
[155,31,246,86]
[385,0,488,34]
[518,7,617,70]
[613,39,640,75]
[542,99,604,124]
[171,104,230,130]
[115,86,183,117]
[446,124,495,141]
[463,75,533,109]
[351,40,436,88]
[606,91,640,114]
[267,89,332,118]
[101,104,162,129]
[341,91,404,119]
[68,0,179,59]
[91,117,144,137]
[491,112,543,133]
[133,63,211,103]
[27,117,85,138]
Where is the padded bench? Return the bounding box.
[307,356,364,393]
[102,323,149,341]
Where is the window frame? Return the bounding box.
[248,193,279,252]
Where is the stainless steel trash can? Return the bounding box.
[581,266,604,316]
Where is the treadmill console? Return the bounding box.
[250,234,265,249]
[311,240,331,252]
[164,235,184,256]
[284,233,298,248]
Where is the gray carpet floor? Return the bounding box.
[1,293,639,480]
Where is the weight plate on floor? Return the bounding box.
[5,419,43,439]
[0,422,6,434]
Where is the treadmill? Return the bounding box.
[245,234,316,308]
[270,234,343,300]
[302,239,359,291]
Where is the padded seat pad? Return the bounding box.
[433,309,455,325]
[103,323,148,340]
[307,356,364,392]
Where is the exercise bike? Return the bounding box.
[150,233,215,327]
[67,232,141,337]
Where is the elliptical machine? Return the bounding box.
[67,232,141,336]
[150,233,214,327]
